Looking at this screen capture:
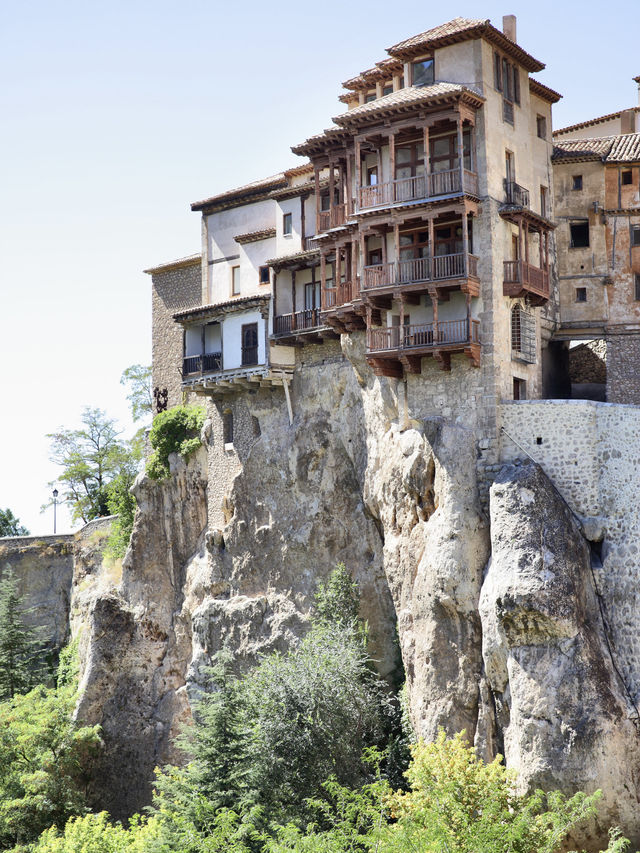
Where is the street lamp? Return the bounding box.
[52,488,58,534]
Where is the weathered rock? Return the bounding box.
[480,462,640,850]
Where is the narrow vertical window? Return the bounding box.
[635,273,640,301]
[283,212,293,235]
[536,115,547,139]
[231,265,241,295]
[223,409,233,446]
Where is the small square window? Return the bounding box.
[258,265,270,285]
[365,92,376,103]
[570,220,589,248]
[283,212,293,236]
[382,84,393,96]
[575,287,587,302]
[536,115,547,139]
[635,273,640,301]
[412,58,434,87]
[632,226,640,247]
[622,170,633,186]
[572,175,583,191]
[231,265,241,296]
[513,377,526,400]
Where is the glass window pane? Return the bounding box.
[397,147,412,164]
[412,59,434,87]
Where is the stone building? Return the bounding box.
[552,78,640,404]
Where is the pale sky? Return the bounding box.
[1,0,636,534]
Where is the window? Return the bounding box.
[241,323,259,366]
[536,115,547,139]
[366,165,378,186]
[365,91,376,103]
[570,221,589,248]
[411,58,434,87]
[223,409,233,446]
[540,186,548,218]
[635,273,640,301]
[632,225,640,247]
[258,265,270,285]
[575,287,587,302]
[511,305,536,363]
[283,212,292,236]
[495,51,519,124]
[622,170,633,186]
[382,84,393,96]
[231,265,241,295]
[572,175,583,191]
[513,377,527,400]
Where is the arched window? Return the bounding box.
[223,409,233,445]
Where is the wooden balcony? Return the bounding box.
[367,318,480,376]
[362,253,479,298]
[322,279,356,310]
[183,352,222,378]
[358,169,478,211]
[317,204,347,232]
[272,308,335,345]
[503,259,549,305]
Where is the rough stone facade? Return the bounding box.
[569,339,607,383]
[607,333,640,403]
[148,255,202,411]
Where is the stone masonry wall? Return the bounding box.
[607,334,640,404]
[150,258,201,411]
[499,399,640,704]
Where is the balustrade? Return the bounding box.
[357,168,478,210]
[361,253,478,290]
[367,318,479,353]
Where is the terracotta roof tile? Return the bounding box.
[554,107,640,137]
[332,82,483,126]
[529,78,562,104]
[388,17,487,53]
[191,173,287,211]
[552,137,615,163]
[143,253,201,275]
[607,133,640,162]
[234,228,276,244]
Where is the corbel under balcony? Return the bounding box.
[183,365,294,397]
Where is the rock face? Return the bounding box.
[480,463,640,850]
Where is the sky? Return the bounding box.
[1,0,637,535]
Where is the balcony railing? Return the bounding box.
[503,259,549,297]
[368,318,480,353]
[303,236,320,251]
[323,280,355,309]
[273,309,321,335]
[362,253,478,290]
[504,180,530,208]
[358,168,478,210]
[317,204,346,232]
[183,351,222,377]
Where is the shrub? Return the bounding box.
[146,405,206,480]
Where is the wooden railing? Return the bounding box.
[367,318,479,353]
[273,309,321,335]
[362,253,479,290]
[303,236,319,251]
[323,280,354,309]
[503,259,549,294]
[183,352,222,377]
[317,204,346,232]
[358,168,479,209]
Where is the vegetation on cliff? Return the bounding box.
[146,404,206,480]
[0,510,29,538]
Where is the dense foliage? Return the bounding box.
[146,405,206,480]
[0,569,45,701]
[0,510,29,537]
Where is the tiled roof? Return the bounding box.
[554,107,640,137]
[529,78,562,104]
[234,228,276,244]
[342,57,404,90]
[191,173,287,211]
[143,253,201,275]
[386,17,545,72]
[173,294,269,322]
[607,133,640,162]
[291,126,351,156]
[332,82,483,126]
[552,137,615,163]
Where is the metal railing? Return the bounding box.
[182,352,222,377]
[367,318,480,353]
[362,253,478,290]
[273,309,321,335]
[504,180,530,207]
[503,259,549,294]
[317,204,346,232]
[358,168,478,209]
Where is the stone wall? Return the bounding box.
[607,333,640,404]
[499,399,640,703]
[149,256,201,411]
[570,339,607,383]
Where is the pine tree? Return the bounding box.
[0,569,42,699]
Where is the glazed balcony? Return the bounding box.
[367,318,480,375]
[362,253,479,296]
[317,203,347,232]
[182,351,222,378]
[358,169,478,211]
[503,259,549,305]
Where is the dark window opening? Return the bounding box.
[365,91,376,103]
[412,58,434,87]
[258,265,270,284]
[241,322,259,366]
[575,287,587,302]
[536,436,543,445]
[536,115,547,139]
[223,409,233,445]
[635,274,640,301]
[513,377,527,400]
[283,212,293,235]
[632,226,640,247]
[382,84,393,96]
[572,175,583,191]
[622,170,633,185]
[570,221,590,248]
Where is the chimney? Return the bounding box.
[502,14,517,43]
[620,109,635,135]
[634,75,640,107]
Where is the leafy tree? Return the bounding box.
[0,643,102,849]
[0,569,44,700]
[104,432,145,559]
[120,364,152,424]
[0,509,29,537]
[46,407,131,523]
[146,405,206,480]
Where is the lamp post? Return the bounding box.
[52,488,58,535]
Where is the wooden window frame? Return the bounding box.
[575,287,587,302]
[283,212,293,236]
[231,265,241,296]
[572,175,583,191]
[536,115,547,140]
[411,57,434,87]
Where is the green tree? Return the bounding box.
[120,364,152,423]
[0,509,29,537]
[146,405,206,480]
[105,432,145,559]
[47,408,130,523]
[0,569,43,700]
